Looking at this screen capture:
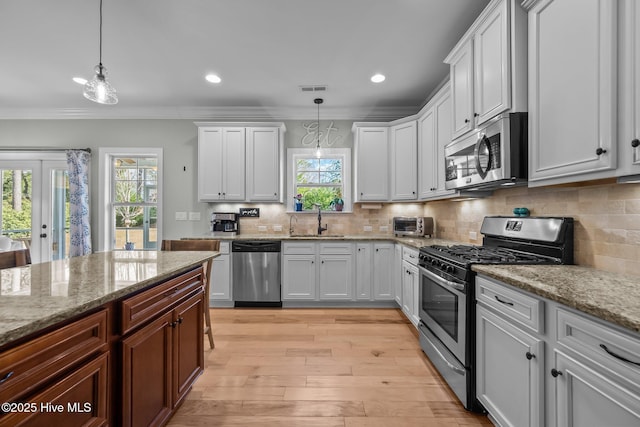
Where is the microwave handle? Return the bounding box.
[474,135,492,179]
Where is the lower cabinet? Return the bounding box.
[476,274,640,427]
[476,303,544,427]
[120,268,204,427]
[282,241,394,303]
[401,260,419,326]
[210,241,231,303]
[0,309,110,426]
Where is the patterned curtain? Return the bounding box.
[66,150,93,256]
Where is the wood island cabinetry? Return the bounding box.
[0,263,206,427]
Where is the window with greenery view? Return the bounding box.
[288,148,351,212]
[112,157,158,249]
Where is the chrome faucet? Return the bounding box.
[314,204,328,235]
[289,214,298,235]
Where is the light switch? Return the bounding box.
[175,212,187,221]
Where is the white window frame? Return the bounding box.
[98,147,163,252]
[286,148,351,213]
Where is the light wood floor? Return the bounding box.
[168,308,492,427]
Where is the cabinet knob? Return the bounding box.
[632,139,640,148]
[474,113,479,117]
[551,368,563,378]
[526,352,535,360]
[595,148,607,155]
[464,119,470,123]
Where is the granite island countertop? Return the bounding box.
[0,250,218,348]
[472,264,640,334]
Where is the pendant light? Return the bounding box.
[83,0,118,105]
[314,98,323,158]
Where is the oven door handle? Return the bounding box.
[420,266,466,293]
[419,323,466,375]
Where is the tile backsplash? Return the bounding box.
[210,180,640,277]
[423,181,640,277]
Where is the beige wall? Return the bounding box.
[423,180,640,276]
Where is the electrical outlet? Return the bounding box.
[363,225,373,232]
[258,225,267,232]
[379,225,389,232]
[273,225,283,232]
[188,212,201,221]
[175,211,187,221]
[469,231,478,240]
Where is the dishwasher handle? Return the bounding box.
[232,240,281,252]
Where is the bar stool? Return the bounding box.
[161,239,220,349]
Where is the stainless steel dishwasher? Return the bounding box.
[232,240,282,307]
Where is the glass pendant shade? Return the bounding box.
[83,64,118,105]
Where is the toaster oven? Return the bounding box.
[393,217,433,237]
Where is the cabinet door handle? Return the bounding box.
[551,368,562,377]
[595,147,607,155]
[599,344,640,366]
[0,371,14,384]
[526,352,535,360]
[632,139,640,148]
[494,295,514,306]
[177,317,183,324]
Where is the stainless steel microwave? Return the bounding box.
[393,217,433,237]
[444,112,528,191]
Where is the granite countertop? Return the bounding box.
[472,264,640,334]
[0,250,218,348]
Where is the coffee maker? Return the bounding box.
[210,212,239,235]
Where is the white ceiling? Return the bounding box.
[0,0,490,120]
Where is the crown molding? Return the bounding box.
[0,105,419,122]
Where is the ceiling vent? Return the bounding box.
[299,85,327,92]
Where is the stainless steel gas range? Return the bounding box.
[417,216,574,412]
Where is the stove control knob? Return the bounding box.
[446,265,455,274]
[440,262,447,270]
[431,259,438,266]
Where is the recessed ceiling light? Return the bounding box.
[73,77,88,85]
[205,74,221,84]
[371,73,386,83]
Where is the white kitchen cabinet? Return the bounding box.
[552,350,640,427]
[210,241,232,305]
[197,127,245,201]
[353,125,389,201]
[282,254,316,300]
[246,127,282,201]
[319,254,353,300]
[418,83,457,200]
[196,122,285,202]
[476,274,640,427]
[355,244,372,300]
[394,244,403,305]
[618,0,640,178]
[526,0,617,186]
[476,303,544,427]
[401,260,419,327]
[389,120,417,201]
[372,243,394,300]
[445,0,527,140]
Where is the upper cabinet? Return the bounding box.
[196,122,285,202]
[353,125,389,202]
[418,83,457,200]
[389,120,418,201]
[525,0,617,186]
[445,0,527,140]
[618,0,640,178]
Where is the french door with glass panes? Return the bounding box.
[0,155,70,263]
